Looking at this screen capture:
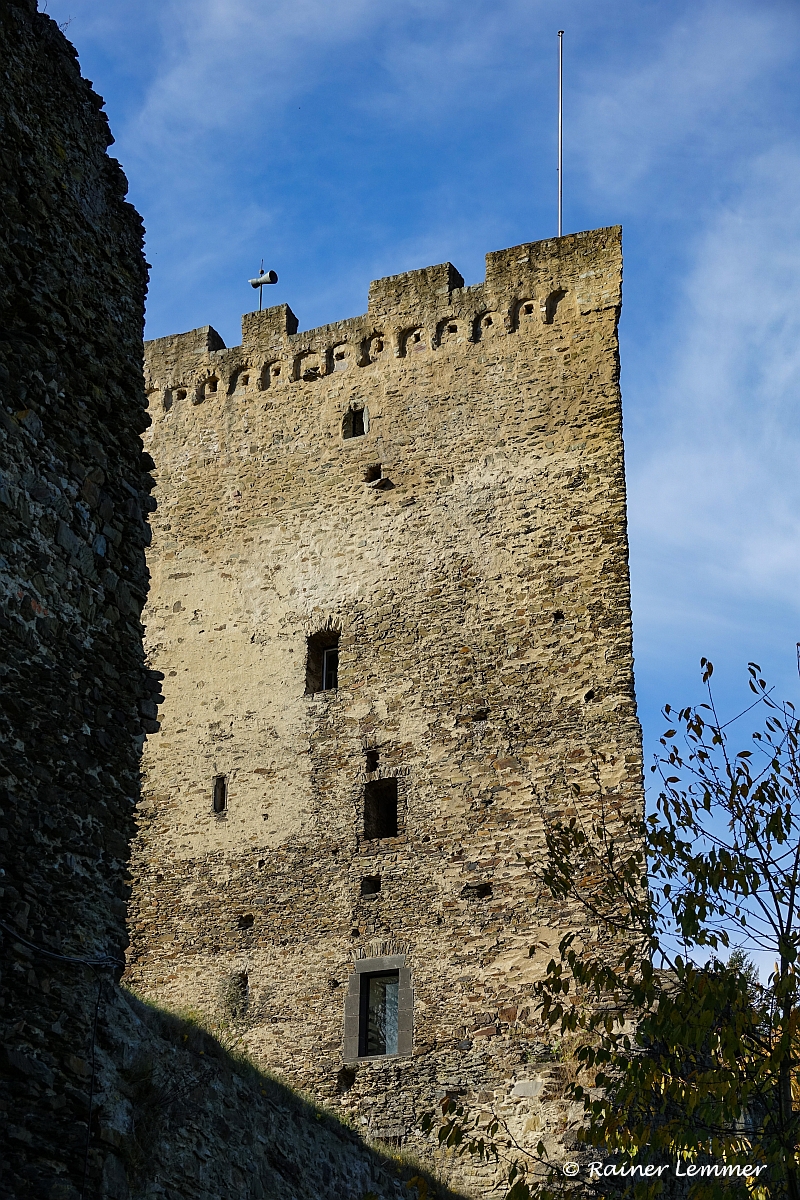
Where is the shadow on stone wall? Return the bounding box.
[94,985,468,1200]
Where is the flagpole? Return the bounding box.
[558,30,564,238]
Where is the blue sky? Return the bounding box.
[45,0,800,777]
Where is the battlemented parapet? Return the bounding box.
[128,225,641,1192]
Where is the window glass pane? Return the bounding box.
[322,647,338,690]
[365,972,399,1055]
[305,632,339,694]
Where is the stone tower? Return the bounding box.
[126,226,642,1189]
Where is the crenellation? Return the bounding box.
[146,230,618,419]
[367,260,466,318]
[242,300,300,345]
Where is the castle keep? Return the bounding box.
[127,226,642,1187]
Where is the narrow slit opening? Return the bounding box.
[213,774,227,814]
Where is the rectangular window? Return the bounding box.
[343,407,367,439]
[322,646,339,690]
[364,777,398,839]
[305,631,340,694]
[343,954,412,1061]
[359,971,399,1057]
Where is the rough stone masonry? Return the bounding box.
[127,225,644,1193]
[0,0,151,1192]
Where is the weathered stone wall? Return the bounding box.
[0,0,153,1194]
[76,984,461,1200]
[127,226,643,1193]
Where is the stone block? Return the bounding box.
[511,1079,543,1099]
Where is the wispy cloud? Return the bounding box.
[574,0,795,205]
[627,141,800,706]
[631,144,800,567]
[126,0,380,156]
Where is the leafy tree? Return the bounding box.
[430,662,800,1198]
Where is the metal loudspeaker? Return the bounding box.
[249,269,278,288]
[249,264,278,311]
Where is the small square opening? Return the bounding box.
[361,875,381,897]
[364,778,398,839]
[461,881,492,900]
[365,748,379,773]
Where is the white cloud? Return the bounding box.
[574,0,796,204]
[126,0,380,158]
[628,144,800,632]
